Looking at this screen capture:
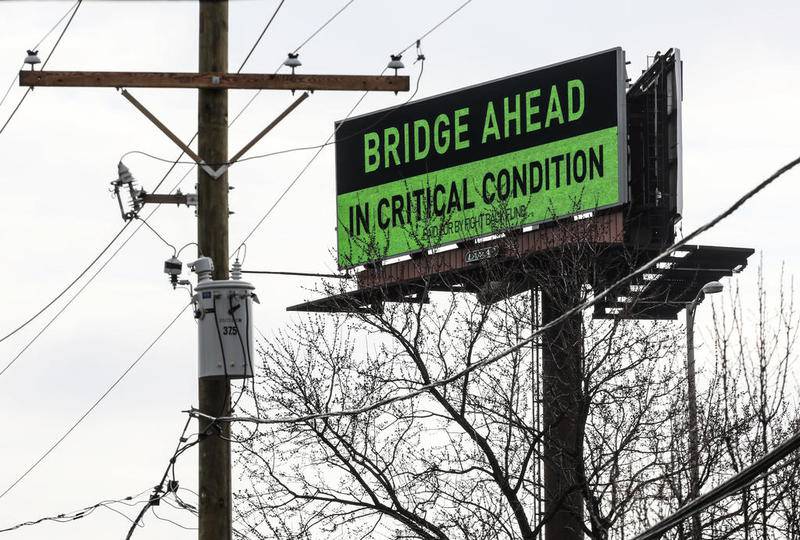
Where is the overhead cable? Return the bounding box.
[291,0,356,55]
[0,419,202,534]
[0,489,150,533]
[632,429,800,539]
[125,417,196,539]
[229,0,358,126]
[123,60,426,169]
[195,154,800,428]
[0,220,132,353]
[0,162,193,379]
[0,302,191,501]
[0,0,80,111]
[0,0,283,371]
[151,0,475,252]
[0,0,83,136]
[232,54,428,253]
[396,0,474,55]
[241,269,348,279]
[235,0,286,73]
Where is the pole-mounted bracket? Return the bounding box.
[139,191,198,207]
[110,174,197,221]
[120,89,309,180]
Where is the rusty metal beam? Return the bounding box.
[20,71,409,92]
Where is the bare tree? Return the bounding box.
[622,259,800,540]
[230,219,694,540]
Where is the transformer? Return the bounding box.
[192,258,257,379]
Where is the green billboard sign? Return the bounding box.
[335,48,627,268]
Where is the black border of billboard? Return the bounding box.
[334,47,629,269]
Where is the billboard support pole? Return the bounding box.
[541,284,584,540]
[531,287,545,534]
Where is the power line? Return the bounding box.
[232,53,428,253]
[123,60,427,169]
[0,0,468,512]
[291,0,356,55]
[0,158,196,380]
[396,0,474,55]
[123,418,253,539]
[31,1,82,52]
[0,418,203,535]
[126,417,196,539]
[0,0,338,514]
[229,0,358,127]
[0,0,79,111]
[230,0,475,252]
[135,214,177,255]
[0,221,132,353]
[0,302,191,502]
[241,269,349,279]
[0,0,285,374]
[0,0,83,137]
[39,0,82,69]
[0,89,32,137]
[0,169,195,488]
[0,66,22,112]
[0,490,150,533]
[235,0,285,74]
[632,429,800,540]
[233,88,372,252]
[0,191,192,379]
[195,154,800,428]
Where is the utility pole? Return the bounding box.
[18,7,408,537]
[197,1,230,538]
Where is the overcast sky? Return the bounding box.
[0,0,799,538]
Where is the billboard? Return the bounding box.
[626,48,682,247]
[335,48,628,268]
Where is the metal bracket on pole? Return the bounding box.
[120,89,309,179]
[139,191,198,207]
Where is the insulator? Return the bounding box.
[387,54,404,75]
[24,50,41,67]
[283,52,301,74]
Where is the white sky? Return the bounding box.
[0,0,798,538]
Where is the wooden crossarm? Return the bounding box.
[20,71,409,92]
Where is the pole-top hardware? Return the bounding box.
[387,54,404,76]
[110,161,142,221]
[231,260,242,280]
[190,257,214,283]
[283,53,301,75]
[164,256,183,288]
[110,161,197,221]
[24,50,41,70]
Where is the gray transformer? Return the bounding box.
[194,277,256,379]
